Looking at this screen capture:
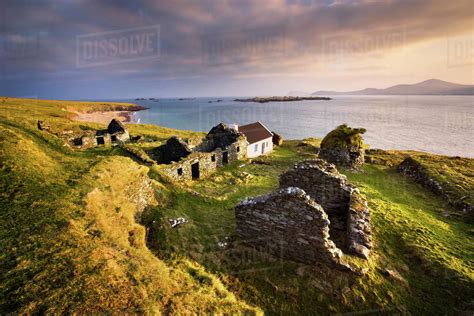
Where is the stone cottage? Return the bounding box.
[158,123,247,181]
[74,119,130,148]
[235,121,274,158]
[235,159,372,266]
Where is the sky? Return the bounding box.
[0,0,473,99]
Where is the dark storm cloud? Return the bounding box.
[0,0,472,98]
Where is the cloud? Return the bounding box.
[0,0,472,97]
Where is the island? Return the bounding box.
[234,96,331,103]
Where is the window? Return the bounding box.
[111,135,117,142]
[96,136,105,145]
[211,155,216,162]
[237,146,240,152]
[177,168,183,176]
[254,144,258,152]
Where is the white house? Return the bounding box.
[237,121,274,158]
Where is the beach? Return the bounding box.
[73,109,139,124]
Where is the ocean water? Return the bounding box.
[125,96,473,157]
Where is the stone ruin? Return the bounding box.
[37,119,130,149]
[158,123,247,181]
[73,119,130,148]
[235,159,372,266]
[272,131,283,146]
[319,124,366,169]
[236,187,344,265]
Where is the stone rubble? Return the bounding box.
[169,217,188,228]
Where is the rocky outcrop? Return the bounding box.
[319,124,366,169]
[235,187,343,265]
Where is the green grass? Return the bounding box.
[143,145,473,314]
[0,98,261,314]
[367,149,474,217]
[1,97,473,314]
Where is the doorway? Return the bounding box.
[96,136,105,145]
[191,162,200,179]
[222,152,229,164]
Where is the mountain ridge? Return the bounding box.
[310,79,474,96]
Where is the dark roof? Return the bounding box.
[107,119,127,134]
[238,122,273,144]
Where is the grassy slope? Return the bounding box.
[144,148,473,314]
[367,149,474,213]
[1,97,473,314]
[0,98,260,314]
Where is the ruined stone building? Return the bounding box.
[73,119,130,148]
[157,123,248,181]
[235,159,372,266]
[319,124,366,169]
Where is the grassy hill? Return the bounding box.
[1,97,473,314]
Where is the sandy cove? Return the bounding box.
[74,110,137,124]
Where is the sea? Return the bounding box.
[119,95,473,157]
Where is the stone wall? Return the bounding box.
[319,145,365,169]
[158,136,193,164]
[347,190,372,259]
[236,159,372,263]
[279,159,351,248]
[158,131,248,182]
[69,119,130,149]
[235,187,343,265]
[76,131,129,148]
[397,157,473,216]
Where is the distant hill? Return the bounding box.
[311,79,474,96]
[287,91,311,97]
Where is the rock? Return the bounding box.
[272,131,283,146]
[37,120,50,131]
[169,217,188,228]
[319,124,366,169]
[352,244,370,260]
[382,268,408,287]
[251,159,272,165]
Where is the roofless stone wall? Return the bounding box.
[235,187,343,265]
[236,159,372,265]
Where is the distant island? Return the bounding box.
[310,79,474,96]
[235,96,331,103]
